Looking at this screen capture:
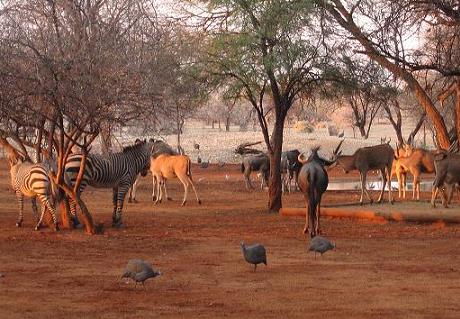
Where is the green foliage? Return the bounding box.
[195,0,326,109]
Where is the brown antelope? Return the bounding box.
[395,144,435,201]
[390,144,410,199]
[334,143,394,205]
[150,154,201,206]
[297,141,342,237]
[391,160,407,198]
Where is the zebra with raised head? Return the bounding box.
[64,139,153,228]
[10,159,60,231]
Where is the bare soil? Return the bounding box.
[1,161,460,319]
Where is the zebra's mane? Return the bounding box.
[122,141,146,153]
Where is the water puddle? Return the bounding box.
[328,180,433,192]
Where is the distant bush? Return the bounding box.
[293,121,314,133]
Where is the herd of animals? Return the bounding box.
[1,135,460,287]
[240,139,460,237]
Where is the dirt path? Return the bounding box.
[0,161,460,318]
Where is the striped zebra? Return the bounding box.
[64,139,153,228]
[10,159,59,231]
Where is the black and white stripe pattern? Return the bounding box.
[10,160,59,231]
[64,140,153,227]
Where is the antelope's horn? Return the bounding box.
[333,139,344,155]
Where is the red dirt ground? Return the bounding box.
[1,161,460,318]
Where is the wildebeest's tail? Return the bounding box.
[308,171,319,236]
[241,162,245,173]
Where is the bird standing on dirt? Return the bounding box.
[200,160,210,169]
[309,236,335,259]
[121,259,161,288]
[241,242,267,272]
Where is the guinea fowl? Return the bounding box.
[200,160,210,168]
[309,236,335,259]
[121,259,161,288]
[241,242,267,272]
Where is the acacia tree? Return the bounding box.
[331,57,394,139]
[315,0,460,149]
[0,0,160,233]
[188,0,328,212]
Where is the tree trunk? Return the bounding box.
[407,113,426,145]
[357,123,366,138]
[384,103,404,145]
[322,0,450,149]
[225,116,230,132]
[455,82,460,143]
[59,197,72,229]
[267,116,285,213]
[100,123,112,155]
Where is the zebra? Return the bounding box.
[64,139,153,228]
[10,159,59,231]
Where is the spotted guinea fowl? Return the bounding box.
[309,236,335,259]
[121,259,161,288]
[241,242,267,272]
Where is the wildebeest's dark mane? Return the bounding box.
[122,140,146,153]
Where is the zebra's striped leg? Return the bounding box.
[112,187,118,224]
[68,197,81,228]
[31,196,39,222]
[112,188,128,228]
[34,203,45,230]
[35,195,59,231]
[45,202,59,231]
[15,191,24,227]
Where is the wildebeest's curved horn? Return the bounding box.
[298,152,308,164]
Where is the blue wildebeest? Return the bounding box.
[297,141,342,237]
[333,143,394,205]
[281,149,301,194]
[431,150,460,208]
[65,139,154,228]
[241,153,270,190]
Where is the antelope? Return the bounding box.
[333,143,394,205]
[241,153,270,190]
[281,149,301,194]
[395,144,435,200]
[297,141,342,237]
[150,154,201,206]
[431,150,460,208]
[391,144,409,198]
